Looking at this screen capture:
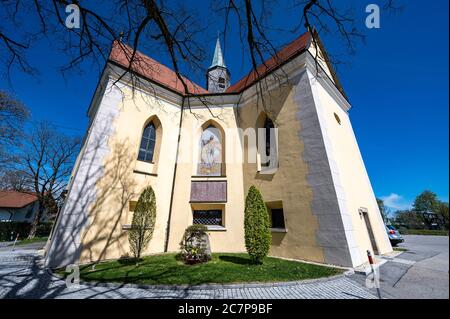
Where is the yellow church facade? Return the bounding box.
[45,31,392,269]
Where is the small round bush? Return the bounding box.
[179,225,211,264]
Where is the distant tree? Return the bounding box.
[376,198,388,222]
[395,210,425,229]
[0,90,29,170]
[413,190,440,213]
[436,201,449,230]
[129,186,157,260]
[15,122,80,239]
[244,185,271,264]
[0,170,32,191]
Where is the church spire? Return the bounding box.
[206,35,230,93]
[210,36,226,69]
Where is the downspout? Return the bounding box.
[164,96,186,252]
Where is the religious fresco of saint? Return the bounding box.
[197,126,222,176]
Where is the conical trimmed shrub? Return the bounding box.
[129,186,156,259]
[244,185,271,264]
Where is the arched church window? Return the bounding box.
[138,122,156,163]
[263,117,275,167]
[197,124,223,176]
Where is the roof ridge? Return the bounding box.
[109,41,208,95]
[226,31,312,93]
[108,31,312,96]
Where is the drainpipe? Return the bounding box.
[164,96,186,252]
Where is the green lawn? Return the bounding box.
[58,253,343,285]
[393,247,408,252]
[399,229,449,236]
[16,236,48,246]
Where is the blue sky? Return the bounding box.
[1,1,448,212]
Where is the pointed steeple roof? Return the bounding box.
[209,36,226,69]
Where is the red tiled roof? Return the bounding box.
[226,31,312,93]
[109,41,208,95]
[108,31,312,96]
[0,190,37,209]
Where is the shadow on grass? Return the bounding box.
[117,258,142,266]
[218,255,254,265]
[54,253,341,287]
[74,258,212,286]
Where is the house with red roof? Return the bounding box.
[45,30,392,269]
[0,190,39,222]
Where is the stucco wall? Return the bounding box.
[77,85,181,263]
[238,77,327,265]
[46,52,389,268]
[308,72,392,262]
[78,90,247,261]
[45,79,123,268]
[166,105,246,253]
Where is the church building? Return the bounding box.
[45,30,392,269]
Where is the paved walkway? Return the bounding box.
[349,235,449,299]
[0,247,378,299]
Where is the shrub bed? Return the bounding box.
[0,221,53,241]
[399,228,449,236]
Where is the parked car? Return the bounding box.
[386,225,404,246]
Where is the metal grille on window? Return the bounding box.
[193,210,222,225]
[138,122,156,163]
[270,208,285,229]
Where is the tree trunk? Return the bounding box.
[27,202,42,239]
[28,217,38,239]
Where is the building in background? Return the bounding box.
[0,190,39,222]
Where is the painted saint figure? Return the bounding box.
[198,126,222,176]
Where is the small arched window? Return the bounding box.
[256,113,278,172]
[138,122,156,163]
[261,117,275,168]
[264,117,274,159]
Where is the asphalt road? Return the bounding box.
[0,241,46,252]
[351,235,449,299]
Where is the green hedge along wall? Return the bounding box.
[0,222,53,241]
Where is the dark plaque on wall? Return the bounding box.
[190,181,227,202]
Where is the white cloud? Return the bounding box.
[380,193,412,211]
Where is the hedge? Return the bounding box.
[128,186,157,259]
[36,222,54,237]
[0,221,53,241]
[244,185,271,264]
[399,228,449,236]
